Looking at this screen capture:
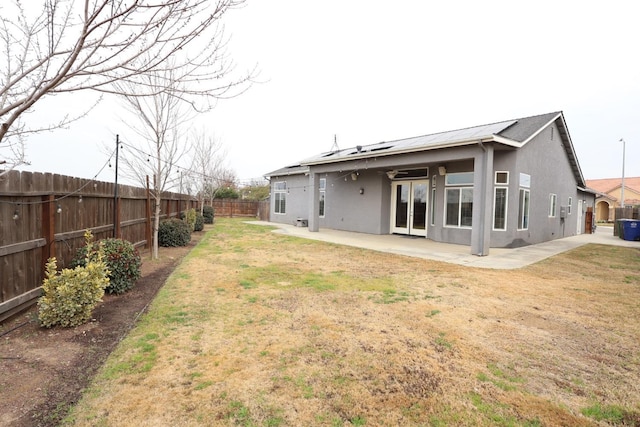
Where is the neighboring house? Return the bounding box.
[585,177,640,222]
[265,111,596,256]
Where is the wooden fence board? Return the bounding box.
[0,170,197,322]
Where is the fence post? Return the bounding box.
[146,176,152,250]
[41,194,55,271]
[115,197,121,239]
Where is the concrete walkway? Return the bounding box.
[248,222,639,269]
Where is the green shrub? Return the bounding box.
[215,187,239,199]
[38,231,109,328]
[184,208,197,232]
[202,205,214,224]
[158,218,191,247]
[194,213,204,232]
[71,238,142,295]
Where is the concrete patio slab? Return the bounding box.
[247,222,638,269]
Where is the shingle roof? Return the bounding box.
[264,164,309,178]
[497,112,560,142]
[300,112,563,166]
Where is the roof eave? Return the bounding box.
[555,113,586,187]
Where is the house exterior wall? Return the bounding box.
[610,186,640,205]
[499,121,586,246]
[269,174,308,225]
[317,172,390,234]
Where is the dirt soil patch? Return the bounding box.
[0,230,207,427]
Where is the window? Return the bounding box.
[445,188,473,227]
[493,187,507,230]
[319,178,326,217]
[567,197,572,214]
[519,173,531,188]
[430,188,436,226]
[549,193,557,217]
[445,172,474,186]
[518,189,530,230]
[432,175,437,187]
[444,173,473,228]
[274,181,286,214]
[495,171,509,184]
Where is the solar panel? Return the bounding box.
[301,119,518,164]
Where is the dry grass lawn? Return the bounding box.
[64,218,640,426]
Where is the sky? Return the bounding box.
[16,0,640,188]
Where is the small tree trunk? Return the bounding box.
[153,195,161,260]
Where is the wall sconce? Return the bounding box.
[359,187,365,195]
[351,172,358,181]
[438,166,446,176]
[57,203,62,214]
[78,195,83,203]
[13,209,19,220]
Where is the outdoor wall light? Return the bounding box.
[438,165,447,176]
[78,195,83,203]
[351,172,358,181]
[57,203,62,214]
[13,209,19,220]
[359,187,365,195]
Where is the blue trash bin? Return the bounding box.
[620,219,640,241]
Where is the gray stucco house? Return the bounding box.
[265,111,596,256]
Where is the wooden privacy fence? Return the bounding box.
[0,170,196,323]
[615,206,639,220]
[212,199,270,221]
[614,207,639,236]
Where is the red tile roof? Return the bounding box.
[586,177,640,193]
[586,177,640,205]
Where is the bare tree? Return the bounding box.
[189,129,227,214]
[116,68,191,260]
[0,0,252,174]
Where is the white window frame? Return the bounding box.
[549,193,557,217]
[444,172,474,228]
[274,181,287,215]
[319,178,326,218]
[567,197,572,215]
[493,186,508,231]
[518,188,530,230]
[495,171,509,185]
[444,187,473,228]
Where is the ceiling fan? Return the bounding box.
[385,170,409,179]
